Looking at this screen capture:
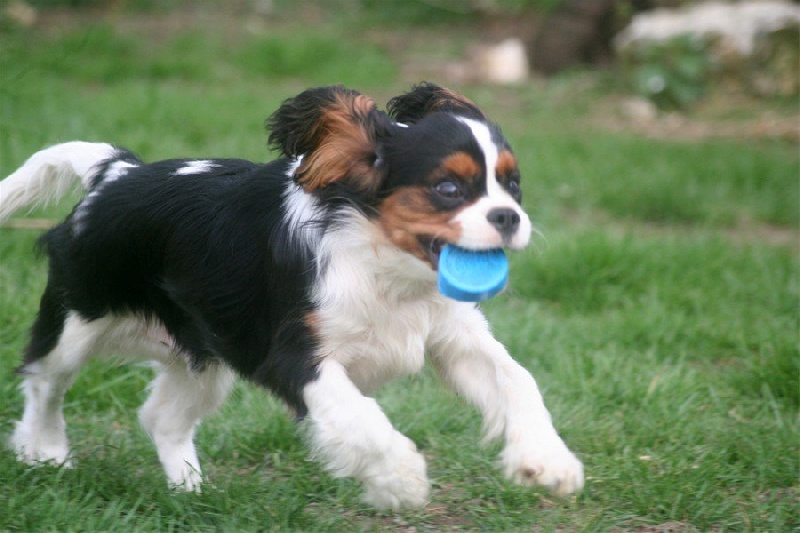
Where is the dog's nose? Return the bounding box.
[487,208,521,239]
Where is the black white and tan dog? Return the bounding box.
[0,83,583,509]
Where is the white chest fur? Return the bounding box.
[313,215,448,393]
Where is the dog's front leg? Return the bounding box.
[302,360,430,510]
[429,304,584,495]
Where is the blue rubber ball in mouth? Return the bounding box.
[438,245,509,302]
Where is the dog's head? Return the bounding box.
[267,83,531,268]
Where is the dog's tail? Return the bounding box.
[0,141,131,223]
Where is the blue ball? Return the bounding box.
[438,245,509,302]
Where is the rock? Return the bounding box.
[474,38,529,84]
[620,96,658,123]
[4,1,37,28]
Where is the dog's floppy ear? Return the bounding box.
[386,82,485,124]
[267,85,389,194]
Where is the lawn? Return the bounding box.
[0,6,797,531]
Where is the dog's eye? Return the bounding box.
[433,180,463,200]
[505,179,521,200]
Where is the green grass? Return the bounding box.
[1,12,798,532]
[524,134,798,226]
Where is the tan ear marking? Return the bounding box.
[296,93,381,193]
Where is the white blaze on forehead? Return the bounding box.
[453,117,532,250]
[456,117,508,200]
[174,160,219,176]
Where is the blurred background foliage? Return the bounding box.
[4,0,797,111]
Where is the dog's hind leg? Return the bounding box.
[11,308,102,466]
[138,361,235,491]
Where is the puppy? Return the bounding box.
[0,83,583,509]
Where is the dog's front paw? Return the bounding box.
[502,437,584,495]
[361,437,430,511]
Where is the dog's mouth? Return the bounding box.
[419,237,447,270]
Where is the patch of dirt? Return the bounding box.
[594,98,800,144]
[0,218,57,230]
[561,208,800,252]
[611,521,702,533]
